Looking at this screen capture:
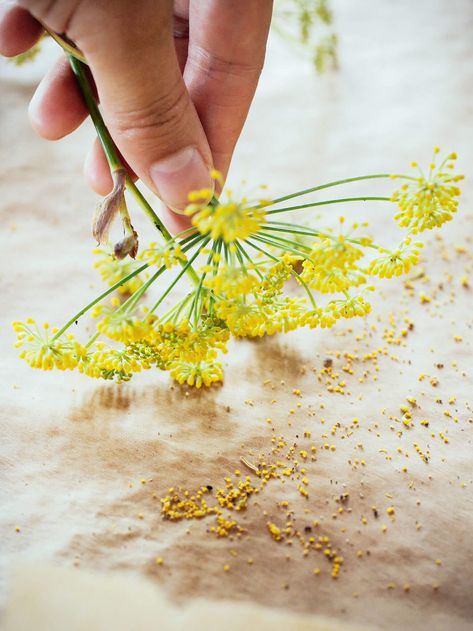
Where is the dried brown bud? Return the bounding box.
[114,229,139,260]
[92,169,127,244]
[92,168,139,260]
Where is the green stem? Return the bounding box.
[251,233,313,261]
[207,239,223,314]
[258,230,312,252]
[115,232,205,316]
[188,259,208,325]
[265,221,322,237]
[234,242,264,280]
[147,239,210,315]
[265,196,390,215]
[125,179,173,241]
[115,265,167,315]
[85,331,100,349]
[187,240,221,324]
[265,222,381,250]
[259,174,394,207]
[68,55,200,286]
[51,263,149,341]
[68,56,121,172]
[160,293,193,324]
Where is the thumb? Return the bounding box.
[21,0,214,211]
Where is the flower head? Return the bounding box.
[214,299,272,338]
[204,265,259,298]
[93,248,145,295]
[391,149,463,232]
[138,242,186,269]
[93,299,154,343]
[259,254,299,297]
[327,293,372,319]
[169,359,224,388]
[215,295,304,338]
[12,319,84,370]
[299,307,337,329]
[301,264,366,293]
[368,239,423,278]
[308,233,366,269]
[185,173,268,244]
[300,219,369,292]
[154,317,229,363]
[86,343,144,382]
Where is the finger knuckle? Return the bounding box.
[107,81,190,146]
[189,45,264,82]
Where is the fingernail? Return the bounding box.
[149,146,213,214]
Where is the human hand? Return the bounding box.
[0,0,273,228]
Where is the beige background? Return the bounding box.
[1,1,472,630]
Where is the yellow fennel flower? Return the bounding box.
[259,254,300,296]
[85,343,144,382]
[185,178,267,243]
[96,314,151,343]
[154,318,229,363]
[273,296,307,333]
[15,150,463,388]
[299,307,337,329]
[215,296,304,338]
[94,301,155,343]
[215,299,272,338]
[301,264,366,293]
[308,234,366,268]
[300,220,368,292]
[204,265,259,298]
[93,248,145,295]
[168,359,224,388]
[368,239,423,278]
[391,150,463,233]
[138,242,186,269]
[12,319,84,371]
[327,294,372,319]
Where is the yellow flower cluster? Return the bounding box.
[308,231,367,268]
[12,319,85,371]
[391,149,463,233]
[328,294,373,319]
[368,239,423,279]
[185,179,268,244]
[150,319,229,363]
[215,296,305,338]
[15,151,463,387]
[169,359,224,388]
[93,248,145,295]
[85,344,143,382]
[138,242,186,269]
[92,298,157,344]
[204,265,259,298]
[300,219,369,293]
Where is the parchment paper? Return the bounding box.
[1,1,472,630]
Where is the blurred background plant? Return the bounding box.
[272,0,337,73]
